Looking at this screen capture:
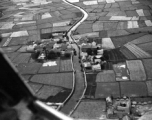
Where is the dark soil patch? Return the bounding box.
[85,84,97,98]
[46,89,71,103]
[86,73,97,85]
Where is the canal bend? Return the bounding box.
[60,0,88,115]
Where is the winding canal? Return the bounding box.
[60,0,88,115]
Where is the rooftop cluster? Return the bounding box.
[26,31,74,62]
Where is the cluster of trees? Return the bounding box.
[32,48,71,62]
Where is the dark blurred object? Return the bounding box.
[0,48,74,120]
[0,11,3,18]
[0,35,2,43]
[0,108,18,120]
[0,49,36,106]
